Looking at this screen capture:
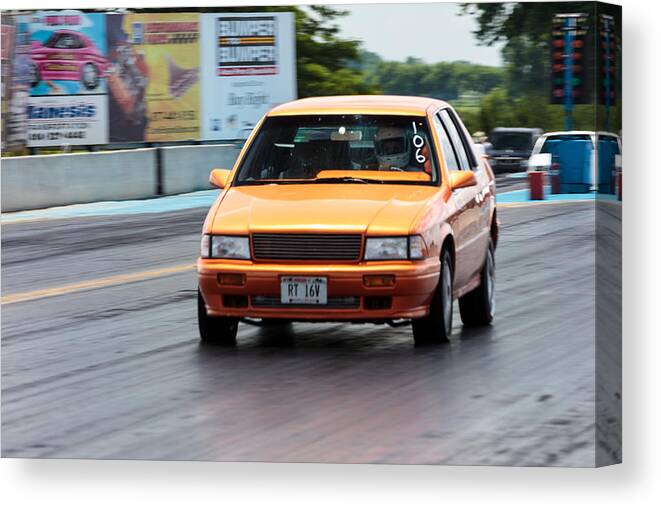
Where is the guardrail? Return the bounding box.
[1,144,241,212]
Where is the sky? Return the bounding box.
[335,2,504,66]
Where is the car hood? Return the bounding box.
[209,184,440,235]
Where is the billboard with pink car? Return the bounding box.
[28,11,108,96]
[25,11,109,146]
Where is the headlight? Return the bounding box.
[364,236,426,260]
[200,234,250,259]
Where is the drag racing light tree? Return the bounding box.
[551,13,591,130]
[598,13,617,130]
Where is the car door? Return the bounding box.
[438,109,491,287]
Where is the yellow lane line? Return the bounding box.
[1,263,196,305]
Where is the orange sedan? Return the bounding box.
[197,95,498,345]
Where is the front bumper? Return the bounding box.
[197,258,440,321]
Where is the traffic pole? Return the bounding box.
[563,16,575,131]
[604,18,611,132]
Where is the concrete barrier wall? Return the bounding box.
[1,144,242,212]
[160,144,241,195]
[1,148,157,212]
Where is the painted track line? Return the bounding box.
[498,199,621,209]
[1,264,196,305]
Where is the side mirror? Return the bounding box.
[209,168,231,189]
[449,170,477,190]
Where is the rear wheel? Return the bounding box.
[29,63,40,87]
[459,240,495,326]
[198,290,238,345]
[412,249,453,345]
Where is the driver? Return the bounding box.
[374,126,411,171]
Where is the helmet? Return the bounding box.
[473,131,487,143]
[375,126,411,169]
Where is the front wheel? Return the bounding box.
[81,63,99,90]
[412,249,453,345]
[198,290,238,345]
[459,239,495,326]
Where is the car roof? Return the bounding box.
[542,131,594,137]
[52,29,82,36]
[542,130,620,136]
[491,127,541,133]
[268,95,449,117]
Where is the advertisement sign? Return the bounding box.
[201,12,296,140]
[2,15,34,150]
[24,11,109,147]
[28,10,108,96]
[2,16,17,150]
[26,94,108,147]
[107,13,200,142]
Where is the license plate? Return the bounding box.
[280,277,327,305]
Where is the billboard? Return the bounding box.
[2,16,16,150]
[2,15,31,151]
[25,94,108,147]
[107,13,200,142]
[201,12,296,140]
[25,11,109,147]
[3,9,297,148]
[28,11,108,96]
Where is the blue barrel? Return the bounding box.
[597,138,619,194]
[557,140,592,193]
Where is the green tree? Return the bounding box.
[360,53,505,101]
[461,2,595,99]
[294,6,379,97]
[462,2,621,132]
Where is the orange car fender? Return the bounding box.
[409,186,456,266]
[202,189,230,234]
[437,222,456,264]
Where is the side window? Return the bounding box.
[432,113,460,171]
[439,110,471,171]
[447,109,479,168]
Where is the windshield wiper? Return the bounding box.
[313,176,378,184]
[236,179,306,186]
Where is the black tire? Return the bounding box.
[29,63,40,88]
[81,63,99,90]
[198,290,238,345]
[459,239,495,326]
[412,249,453,345]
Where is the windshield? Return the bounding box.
[541,134,593,152]
[490,132,534,151]
[44,33,82,49]
[598,135,620,154]
[235,114,438,185]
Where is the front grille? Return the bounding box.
[252,233,362,261]
[494,157,523,166]
[251,295,360,309]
